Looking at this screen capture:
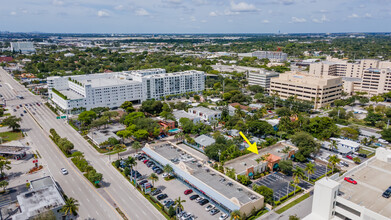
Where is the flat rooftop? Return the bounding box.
[189,106,222,115]
[87,124,125,145]
[151,143,260,205]
[79,77,140,88]
[224,141,297,174]
[59,89,84,99]
[15,185,65,220]
[0,145,29,155]
[338,159,391,217]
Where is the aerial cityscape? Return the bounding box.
[1,1,391,220]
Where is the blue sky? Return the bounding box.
[1,0,390,33]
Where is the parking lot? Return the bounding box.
[295,162,327,182]
[255,173,296,201]
[132,154,225,220]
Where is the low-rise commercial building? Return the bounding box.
[47,68,205,114]
[269,72,343,109]
[248,69,279,89]
[304,147,391,220]
[13,176,65,220]
[142,142,264,216]
[173,110,201,125]
[188,107,221,122]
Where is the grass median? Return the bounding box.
[276,193,310,214]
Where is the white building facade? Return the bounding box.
[188,107,222,122]
[47,68,205,114]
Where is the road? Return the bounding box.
[0,68,164,220]
[0,70,120,219]
[260,195,313,220]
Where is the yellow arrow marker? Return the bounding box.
[239,131,258,154]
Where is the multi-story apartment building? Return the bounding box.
[304,147,391,220]
[187,107,222,122]
[309,57,391,95]
[269,72,342,109]
[248,69,279,89]
[252,51,287,62]
[47,69,205,114]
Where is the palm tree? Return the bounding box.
[61,197,79,216]
[148,173,159,187]
[282,146,291,154]
[125,156,137,170]
[328,155,340,174]
[113,144,123,160]
[369,135,376,145]
[132,141,142,153]
[255,153,270,165]
[292,167,305,195]
[0,180,9,192]
[174,133,180,142]
[163,164,174,175]
[0,157,11,178]
[331,140,338,151]
[304,162,316,181]
[174,196,186,214]
[230,210,242,220]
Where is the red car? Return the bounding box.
[346,155,353,160]
[143,159,149,164]
[344,177,357,184]
[184,189,193,195]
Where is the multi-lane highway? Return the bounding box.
[0,68,164,220]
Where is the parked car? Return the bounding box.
[184,189,193,195]
[155,169,163,174]
[165,200,175,208]
[23,110,27,113]
[205,204,215,211]
[20,114,23,116]
[196,197,204,203]
[151,189,162,196]
[219,213,228,220]
[143,159,149,164]
[340,161,349,167]
[157,194,168,200]
[181,212,192,220]
[346,155,353,160]
[382,186,391,198]
[163,199,173,206]
[177,211,186,219]
[189,194,199,200]
[61,168,68,175]
[162,173,170,178]
[209,208,220,215]
[199,199,209,206]
[344,177,357,184]
[139,180,148,185]
[358,153,367,158]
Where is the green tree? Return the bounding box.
[131,141,142,153]
[340,127,359,140]
[163,164,174,175]
[31,210,56,220]
[90,107,109,117]
[133,129,149,140]
[2,116,22,131]
[103,111,119,121]
[174,197,186,214]
[289,214,301,220]
[0,157,11,177]
[292,167,305,195]
[125,156,137,170]
[364,112,383,126]
[230,210,242,220]
[148,173,159,186]
[381,128,391,142]
[279,160,293,175]
[0,180,9,192]
[353,157,361,164]
[304,162,316,181]
[121,101,135,112]
[291,132,320,162]
[252,184,274,204]
[61,197,80,216]
[328,155,340,173]
[78,111,97,126]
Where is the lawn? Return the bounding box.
[276,193,310,214]
[0,131,23,143]
[358,148,373,155]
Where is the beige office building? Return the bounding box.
[269,72,342,109]
[309,57,391,95]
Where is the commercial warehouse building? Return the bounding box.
[269,72,343,109]
[304,147,391,220]
[142,142,264,216]
[47,68,205,114]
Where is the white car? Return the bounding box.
[181,212,192,220]
[196,197,203,203]
[61,168,68,175]
[205,204,215,211]
[162,173,170,178]
[219,213,228,220]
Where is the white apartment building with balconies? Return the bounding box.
[47,68,205,114]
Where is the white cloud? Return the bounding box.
[165,0,182,4]
[348,13,359,18]
[290,17,306,23]
[230,1,258,12]
[52,0,64,6]
[312,15,329,23]
[135,8,149,16]
[97,10,110,17]
[10,11,17,16]
[209,11,218,17]
[201,19,207,23]
[364,13,372,18]
[190,16,196,22]
[262,19,270,23]
[114,5,124,11]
